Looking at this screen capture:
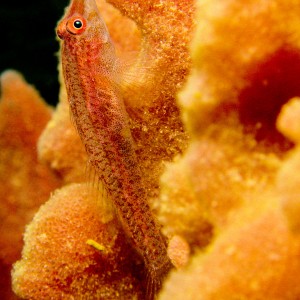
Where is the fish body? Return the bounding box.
[57,0,173,298]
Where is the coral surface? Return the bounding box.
[10,0,194,299]
[12,183,143,299]
[159,0,300,299]
[38,0,192,197]
[5,0,300,299]
[0,70,61,297]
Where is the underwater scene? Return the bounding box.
[1,0,300,299]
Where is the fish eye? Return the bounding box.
[74,19,83,29]
[66,16,86,35]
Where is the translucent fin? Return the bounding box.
[112,51,157,107]
[85,162,100,193]
[123,57,154,83]
[145,260,174,300]
[145,273,156,300]
[145,272,164,300]
[85,161,115,222]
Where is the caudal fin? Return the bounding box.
[145,260,174,300]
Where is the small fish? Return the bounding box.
[56,0,173,298]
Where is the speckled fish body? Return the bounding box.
[56,0,173,298]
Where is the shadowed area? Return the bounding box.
[239,47,300,149]
[0,0,69,105]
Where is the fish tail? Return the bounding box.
[145,259,174,300]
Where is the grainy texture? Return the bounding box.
[38,76,88,184]
[8,0,300,299]
[0,70,61,297]
[159,0,300,299]
[11,0,195,298]
[12,184,143,299]
[57,0,174,297]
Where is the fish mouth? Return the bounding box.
[56,22,66,40]
[57,30,64,40]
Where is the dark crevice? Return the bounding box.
[238,47,300,151]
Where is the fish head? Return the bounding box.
[56,0,110,44]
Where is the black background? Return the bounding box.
[0,0,70,105]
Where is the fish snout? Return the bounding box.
[56,21,66,40]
